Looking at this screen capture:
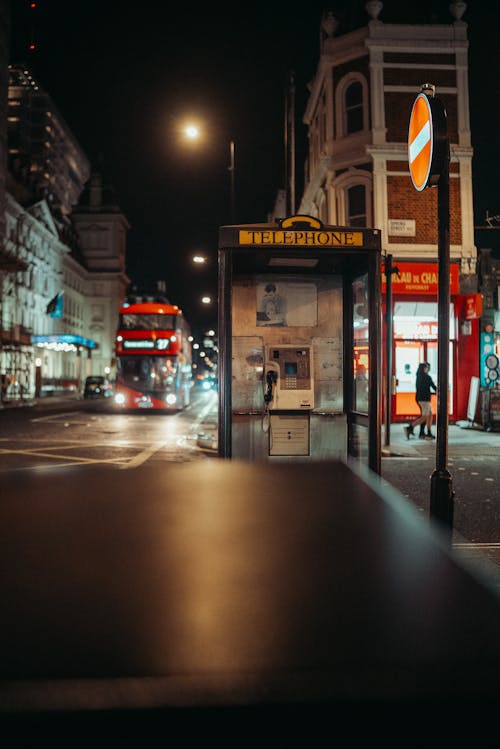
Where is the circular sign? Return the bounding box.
[485,354,499,369]
[408,91,447,191]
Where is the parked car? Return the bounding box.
[83,376,113,399]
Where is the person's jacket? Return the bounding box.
[415,371,436,402]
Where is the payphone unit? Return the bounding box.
[263,345,314,411]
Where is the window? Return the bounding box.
[345,81,363,134]
[335,73,368,138]
[347,185,367,227]
[331,169,372,227]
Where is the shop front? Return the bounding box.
[31,334,98,397]
[383,261,479,424]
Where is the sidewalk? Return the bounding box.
[0,394,80,409]
[382,420,500,458]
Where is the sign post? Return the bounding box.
[408,83,454,539]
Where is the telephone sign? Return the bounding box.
[408,90,447,191]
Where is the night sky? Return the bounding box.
[8,1,499,335]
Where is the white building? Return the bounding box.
[1,65,129,401]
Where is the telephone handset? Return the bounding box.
[263,346,314,411]
[263,362,279,408]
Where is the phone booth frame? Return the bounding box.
[218,216,382,474]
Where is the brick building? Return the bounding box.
[299,1,478,422]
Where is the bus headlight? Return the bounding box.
[114,392,126,405]
[166,393,177,405]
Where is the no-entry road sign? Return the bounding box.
[408,90,447,191]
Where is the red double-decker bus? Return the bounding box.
[113,299,193,410]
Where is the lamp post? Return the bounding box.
[182,123,236,223]
[229,140,236,223]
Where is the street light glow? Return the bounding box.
[193,255,206,264]
[184,124,199,139]
[180,116,235,222]
[201,296,212,304]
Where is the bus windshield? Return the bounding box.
[119,314,177,331]
[117,356,178,392]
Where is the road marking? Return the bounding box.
[31,411,85,423]
[120,442,167,469]
[0,439,133,470]
[0,448,130,466]
[2,397,216,471]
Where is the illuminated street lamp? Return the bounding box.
[184,124,199,140]
[201,296,212,305]
[182,123,236,223]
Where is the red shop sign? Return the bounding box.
[382,262,459,295]
[462,293,483,320]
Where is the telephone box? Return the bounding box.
[218,215,382,473]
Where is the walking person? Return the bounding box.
[404,362,437,440]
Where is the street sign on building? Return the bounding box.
[408,87,447,191]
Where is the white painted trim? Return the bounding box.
[384,86,457,94]
[335,72,369,139]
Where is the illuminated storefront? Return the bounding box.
[383,262,480,423]
[31,334,98,397]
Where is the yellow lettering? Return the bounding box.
[238,229,364,247]
[421,272,437,284]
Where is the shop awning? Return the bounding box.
[31,334,98,350]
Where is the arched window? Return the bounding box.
[347,184,367,226]
[331,169,372,228]
[345,81,363,134]
[335,73,368,138]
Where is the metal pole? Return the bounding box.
[369,249,382,475]
[430,139,454,538]
[284,77,289,215]
[218,247,232,457]
[289,71,296,215]
[229,140,235,223]
[384,254,394,446]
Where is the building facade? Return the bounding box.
[1,65,129,401]
[299,1,478,422]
